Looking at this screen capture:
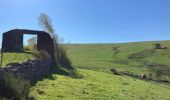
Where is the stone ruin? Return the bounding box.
[0,58,52,83]
[1,29,54,58]
[0,29,55,96]
[0,58,52,96]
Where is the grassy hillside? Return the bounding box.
[1,41,170,99]
[30,69,170,100]
[66,41,170,80]
[29,41,170,100]
[0,53,33,67]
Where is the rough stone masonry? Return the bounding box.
[0,58,53,96]
[2,29,54,58]
[0,29,55,96]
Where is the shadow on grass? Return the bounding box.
[31,65,83,86]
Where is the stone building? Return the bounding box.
[1,29,54,58]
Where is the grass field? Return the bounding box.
[66,41,170,80]
[30,69,170,100]
[1,41,170,99]
[0,53,33,67]
[29,41,170,100]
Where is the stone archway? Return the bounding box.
[1,29,54,58]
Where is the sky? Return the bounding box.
[0,0,170,44]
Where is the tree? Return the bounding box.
[25,36,37,51]
[38,13,55,37]
[38,13,72,68]
[154,43,161,49]
[28,36,37,46]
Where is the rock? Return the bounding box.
[0,58,52,83]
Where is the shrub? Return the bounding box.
[32,50,50,60]
[120,71,140,78]
[148,73,153,80]
[155,69,163,80]
[110,68,120,75]
[54,44,72,69]
[2,72,31,100]
[24,45,31,51]
[24,45,36,51]
[154,43,161,49]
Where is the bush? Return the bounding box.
[154,43,161,49]
[120,71,140,78]
[54,44,72,69]
[155,69,163,80]
[110,68,120,75]
[2,72,31,100]
[148,73,153,80]
[24,45,36,51]
[24,45,31,51]
[32,50,50,60]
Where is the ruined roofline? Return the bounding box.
[2,29,49,35]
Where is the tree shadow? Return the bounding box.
[31,65,82,86]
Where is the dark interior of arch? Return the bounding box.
[1,29,54,58]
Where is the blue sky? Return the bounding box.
[0,0,170,44]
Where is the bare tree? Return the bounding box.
[38,14,54,35]
[38,13,72,68]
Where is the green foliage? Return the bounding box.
[154,43,161,49]
[148,73,153,80]
[155,69,163,80]
[24,45,36,51]
[54,44,72,69]
[24,45,32,51]
[110,68,120,75]
[24,36,37,51]
[2,73,31,100]
[32,50,50,60]
[28,36,37,46]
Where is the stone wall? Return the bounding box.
[2,29,55,59]
[0,58,52,96]
[0,58,52,82]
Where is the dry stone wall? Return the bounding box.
[0,58,52,96]
[0,58,52,85]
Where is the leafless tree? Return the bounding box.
[38,13,72,68]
